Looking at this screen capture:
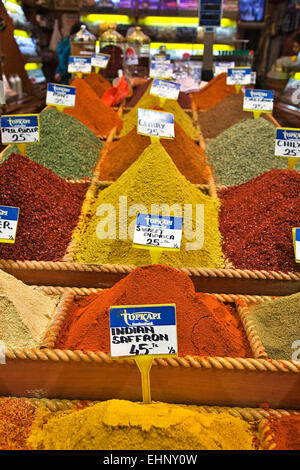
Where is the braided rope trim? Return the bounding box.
[0,258,299,281]
[2,396,299,423]
[236,299,268,360]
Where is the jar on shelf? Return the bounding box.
[124,26,150,79]
[100,26,125,80]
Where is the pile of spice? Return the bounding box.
[0,398,36,450]
[98,123,211,184]
[126,79,192,109]
[56,265,250,357]
[3,108,102,180]
[64,77,122,137]
[0,153,88,261]
[27,399,257,450]
[120,94,197,139]
[219,169,300,272]
[0,268,58,348]
[263,415,300,450]
[248,292,300,360]
[206,118,296,186]
[74,142,224,268]
[190,73,236,111]
[83,72,111,98]
[198,94,253,139]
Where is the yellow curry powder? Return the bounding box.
[121,94,198,140]
[27,400,257,450]
[73,142,224,268]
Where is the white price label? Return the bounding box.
[243,89,274,113]
[1,114,39,144]
[150,79,180,100]
[275,128,300,158]
[138,109,175,139]
[133,213,183,249]
[293,228,300,262]
[110,304,178,358]
[46,83,76,108]
[150,62,174,79]
[91,53,110,69]
[226,67,251,85]
[0,205,20,244]
[68,56,92,74]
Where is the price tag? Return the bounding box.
[133,213,183,249]
[0,205,20,244]
[150,62,174,79]
[137,109,174,139]
[243,89,274,113]
[275,128,300,159]
[110,304,178,358]
[46,83,76,108]
[293,228,300,263]
[91,53,110,69]
[226,67,252,85]
[68,56,92,74]
[0,341,5,365]
[150,79,180,100]
[1,114,39,144]
[215,61,235,76]
[0,80,5,105]
[151,55,171,63]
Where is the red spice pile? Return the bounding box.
[190,73,237,111]
[0,398,36,450]
[64,77,123,137]
[219,169,300,272]
[265,415,300,450]
[83,72,111,98]
[55,265,252,357]
[0,153,88,261]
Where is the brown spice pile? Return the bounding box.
[198,94,253,138]
[98,122,211,184]
[83,72,111,98]
[191,73,237,111]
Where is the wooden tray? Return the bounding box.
[1,287,300,409]
[4,395,299,450]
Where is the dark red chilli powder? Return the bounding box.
[219,169,300,272]
[0,153,88,261]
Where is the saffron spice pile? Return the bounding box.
[0,154,88,261]
[0,398,36,450]
[190,73,237,111]
[263,415,300,450]
[55,265,251,357]
[219,169,300,272]
[83,72,111,98]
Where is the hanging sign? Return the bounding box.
[137,109,175,139]
[0,205,20,244]
[150,79,180,100]
[150,62,174,79]
[133,213,183,250]
[199,0,223,27]
[0,114,39,144]
[91,53,110,69]
[293,228,300,263]
[243,89,274,113]
[110,304,178,358]
[68,56,92,74]
[46,83,76,109]
[226,67,252,85]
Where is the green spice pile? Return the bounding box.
[3,108,103,180]
[0,268,58,349]
[206,118,299,186]
[249,292,300,360]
